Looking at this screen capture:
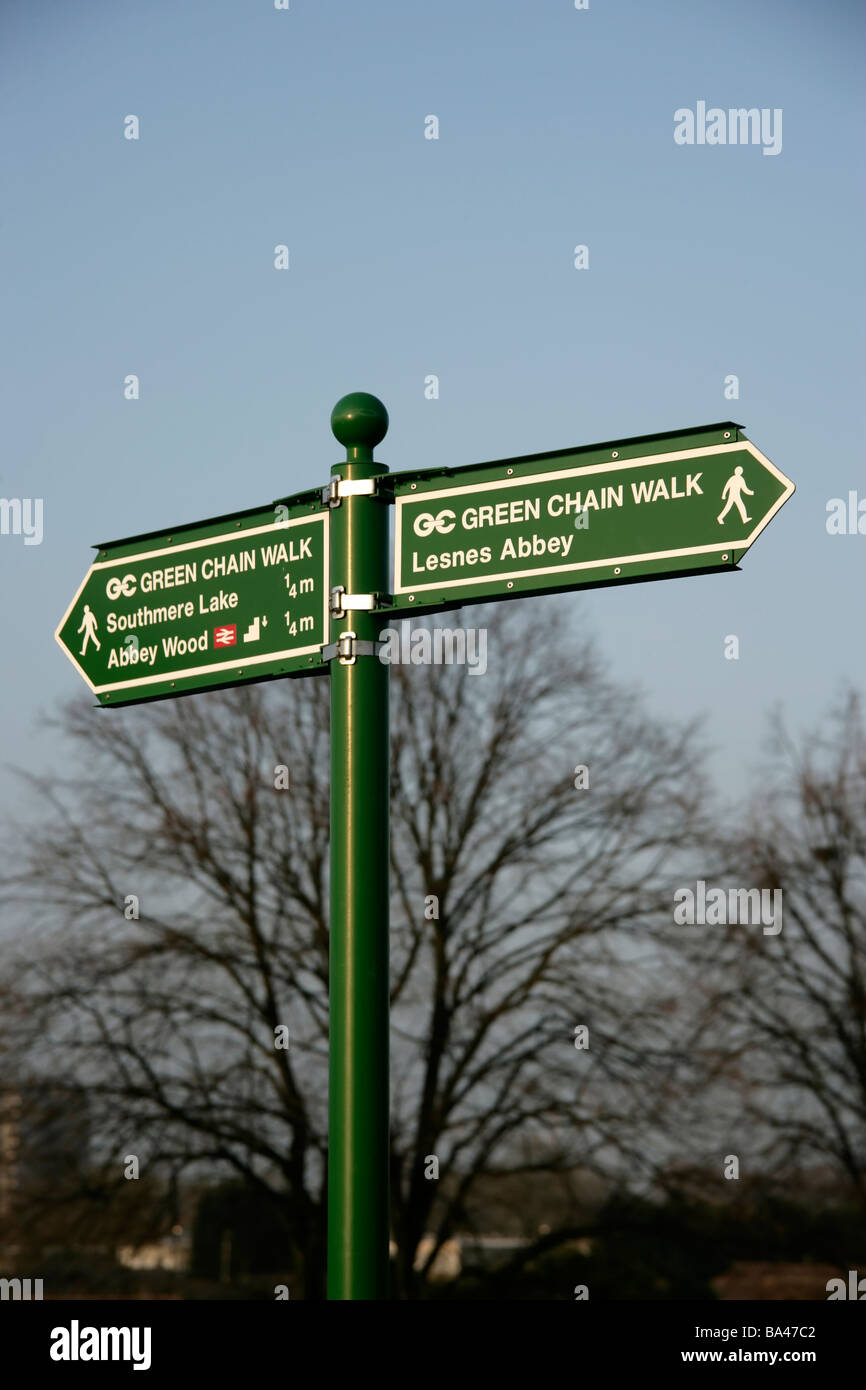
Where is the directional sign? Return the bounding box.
[389,423,793,615]
[56,496,329,706]
[53,390,795,1305]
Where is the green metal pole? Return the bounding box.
[327,393,391,1299]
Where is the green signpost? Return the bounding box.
[55,396,794,1301]
[325,397,391,1301]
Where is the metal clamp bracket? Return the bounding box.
[330,586,380,619]
[322,475,379,508]
[322,631,383,666]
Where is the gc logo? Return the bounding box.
[413,509,456,537]
[106,573,137,600]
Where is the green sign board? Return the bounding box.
[55,499,328,706]
[390,423,794,614]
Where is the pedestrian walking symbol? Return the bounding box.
[717,466,754,525]
[77,604,101,655]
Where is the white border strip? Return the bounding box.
[394,440,793,594]
[55,512,329,696]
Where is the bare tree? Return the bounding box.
[385,602,713,1291]
[674,692,866,1200]
[0,600,712,1297]
[646,691,866,1215]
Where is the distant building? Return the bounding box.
[0,1090,20,1220]
[0,1083,89,1218]
[405,1233,530,1283]
[117,1233,190,1273]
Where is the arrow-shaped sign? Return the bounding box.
[387,422,794,615]
[55,496,329,706]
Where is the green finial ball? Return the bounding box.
[330,393,389,451]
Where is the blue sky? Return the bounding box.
[1,0,864,806]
